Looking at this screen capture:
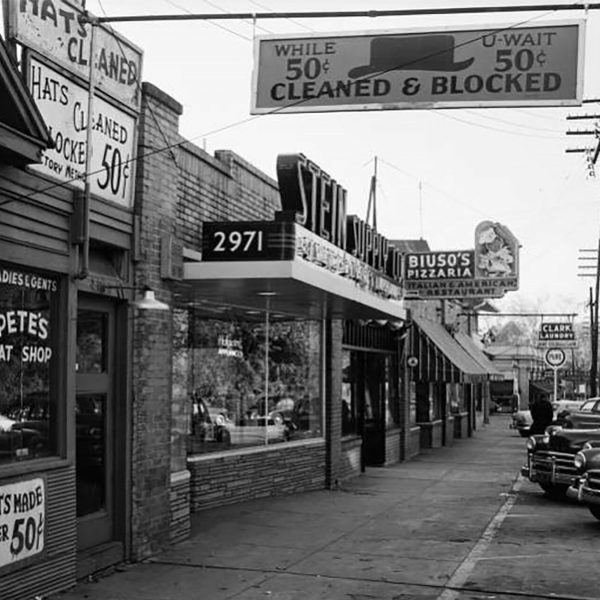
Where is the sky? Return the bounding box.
[7,0,600,321]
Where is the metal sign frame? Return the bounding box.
[251,19,585,114]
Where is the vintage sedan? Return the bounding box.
[563,397,600,429]
[521,426,600,497]
[511,409,533,437]
[567,444,600,520]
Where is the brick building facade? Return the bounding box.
[0,33,500,600]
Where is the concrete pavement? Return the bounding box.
[50,414,532,600]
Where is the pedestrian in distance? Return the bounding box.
[529,396,554,435]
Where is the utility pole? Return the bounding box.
[365,156,377,231]
[568,105,600,396]
[578,246,600,395]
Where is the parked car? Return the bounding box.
[521,426,600,497]
[191,395,287,447]
[563,397,600,429]
[510,410,533,437]
[567,444,600,520]
[552,399,586,419]
[511,399,587,436]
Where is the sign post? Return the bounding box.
[544,348,566,402]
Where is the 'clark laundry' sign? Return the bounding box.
[251,21,584,113]
[403,221,519,299]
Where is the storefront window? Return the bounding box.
[341,350,357,436]
[384,355,399,428]
[342,350,398,435]
[448,383,463,414]
[183,316,323,453]
[409,382,417,425]
[0,265,59,463]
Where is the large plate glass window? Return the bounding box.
[0,264,59,463]
[176,314,323,454]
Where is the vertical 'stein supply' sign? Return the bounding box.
[27,57,136,207]
[7,0,143,110]
[0,478,45,567]
[403,221,519,299]
[251,21,584,113]
[538,322,576,348]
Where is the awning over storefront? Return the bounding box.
[454,331,504,381]
[411,314,488,383]
[182,258,407,322]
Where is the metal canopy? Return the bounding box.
[182,259,407,322]
[412,315,488,382]
[454,331,504,381]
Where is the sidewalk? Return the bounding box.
[51,414,524,600]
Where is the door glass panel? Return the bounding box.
[76,393,106,517]
[76,310,107,373]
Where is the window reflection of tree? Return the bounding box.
[76,311,106,373]
[189,318,318,429]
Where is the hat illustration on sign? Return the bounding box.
[348,34,475,79]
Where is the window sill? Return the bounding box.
[0,456,71,480]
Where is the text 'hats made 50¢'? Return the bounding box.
[348,34,475,79]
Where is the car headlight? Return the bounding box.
[574,451,586,471]
[526,437,536,451]
[214,415,225,426]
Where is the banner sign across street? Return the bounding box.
[252,21,584,114]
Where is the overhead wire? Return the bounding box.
[0,5,571,209]
[166,0,254,41]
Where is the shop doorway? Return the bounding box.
[362,353,387,467]
[75,296,126,570]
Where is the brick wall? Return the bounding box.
[384,428,401,465]
[133,82,183,559]
[170,471,191,544]
[339,437,362,481]
[405,426,422,459]
[187,441,326,511]
[177,145,280,254]
[326,320,343,487]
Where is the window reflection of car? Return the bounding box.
[0,413,45,459]
[191,397,231,444]
[567,444,600,521]
[76,396,104,470]
[192,395,287,447]
[522,426,600,497]
[0,392,52,459]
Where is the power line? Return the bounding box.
[0,8,571,212]
[92,4,600,24]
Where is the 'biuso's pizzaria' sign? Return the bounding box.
[403,221,519,299]
[251,21,584,113]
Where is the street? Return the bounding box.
[51,414,599,600]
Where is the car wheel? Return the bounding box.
[539,483,568,498]
[588,506,600,521]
